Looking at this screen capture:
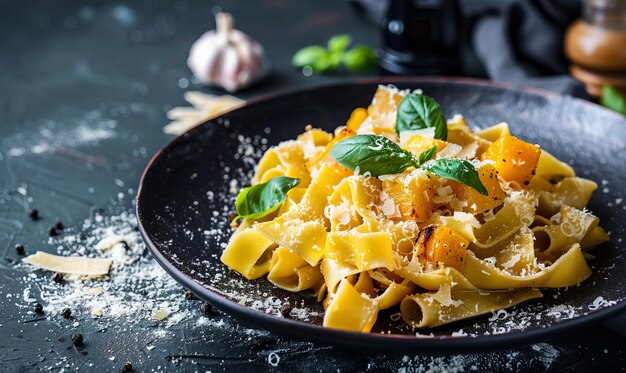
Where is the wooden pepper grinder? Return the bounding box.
[564,0,626,97]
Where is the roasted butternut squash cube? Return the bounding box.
[367,85,406,120]
[306,127,355,176]
[448,164,506,214]
[402,135,447,158]
[346,108,368,131]
[382,175,435,223]
[415,225,469,272]
[482,135,540,186]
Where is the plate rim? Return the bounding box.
[137,76,626,352]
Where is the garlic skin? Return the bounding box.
[187,12,266,92]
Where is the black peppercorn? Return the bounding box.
[62,308,72,319]
[201,303,213,314]
[71,333,84,347]
[122,361,133,372]
[28,208,40,220]
[48,226,58,236]
[15,244,25,255]
[184,290,195,300]
[280,302,292,318]
[51,272,64,284]
[55,220,64,230]
[34,303,44,314]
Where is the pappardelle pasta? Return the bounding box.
[221,85,608,332]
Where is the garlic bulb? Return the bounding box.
[187,12,266,92]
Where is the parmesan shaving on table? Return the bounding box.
[23,251,112,276]
[163,91,245,135]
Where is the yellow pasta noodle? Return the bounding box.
[221,228,276,280]
[463,245,591,289]
[268,247,323,292]
[401,286,543,328]
[323,279,378,332]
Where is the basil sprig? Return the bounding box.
[396,93,447,140]
[234,176,301,221]
[292,34,377,74]
[421,158,488,195]
[417,145,437,165]
[329,135,416,176]
[329,135,487,195]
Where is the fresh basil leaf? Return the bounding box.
[292,46,329,68]
[421,159,488,195]
[311,54,333,73]
[329,135,417,177]
[417,145,437,166]
[327,34,352,53]
[235,176,301,221]
[342,46,377,72]
[328,51,343,70]
[396,93,447,140]
[601,85,626,115]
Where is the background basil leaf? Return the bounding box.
[327,34,351,53]
[329,135,417,177]
[417,145,437,166]
[342,46,377,72]
[396,93,448,140]
[421,159,488,195]
[601,85,626,116]
[292,46,329,68]
[235,176,301,220]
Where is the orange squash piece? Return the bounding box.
[367,85,406,120]
[448,164,506,213]
[402,135,447,158]
[415,225,469,272]
[382,176,436,223]
[482,135,540,186]
[306,127,355,175]
[346,108,368,131]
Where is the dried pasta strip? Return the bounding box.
[24,251,112,276]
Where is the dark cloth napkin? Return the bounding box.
[467,0,588,98]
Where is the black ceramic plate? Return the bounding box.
[137,77,626,352]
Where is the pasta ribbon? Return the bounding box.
[221,228,276,280]
[268,247,323,292]
[472,191,537,250]
[535,150,575,179]
[254,217,327,266]
[534,205,600,262]
[537,177,597,216]
[325,231,395,272]
[463,244,591,289]
[401,286,542,328]
[254,141,311,187]
[323,279,378,332]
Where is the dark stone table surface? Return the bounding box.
[1,0,624,371]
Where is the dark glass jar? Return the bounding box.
[377,0,461,75]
